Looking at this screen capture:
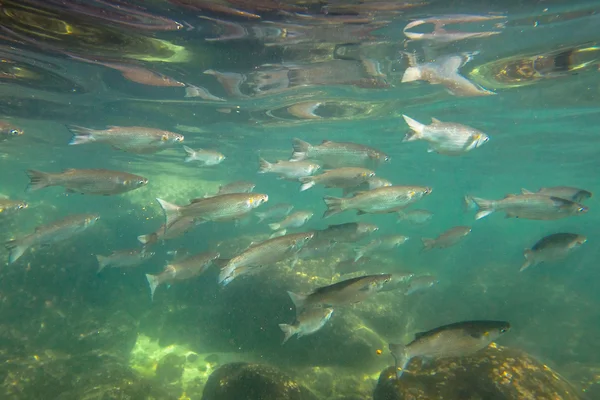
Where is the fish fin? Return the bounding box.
[5,239,28,264]
[321,139,332,144]
[299,177,315,192]
[255,213,266,223]
[278,323,296,344]
[155,198,182,229]
[430,117,442,124]
[268,222,280,231]
[389,343,410,379]
[96,255,109,273]
[402,115,425,142]
[183,145,196,162]
[401,66,422,83]
[290,138,311,161]
[137,233,156,245]
[465,196,495,220]
[258,157,272,173]
[287,291,307,310]
[353,250,364,262]
[476,210,494,220]
[67,125,96,145]
[421,238,435,251]
[145,274,160,301]
[323,196,344,218]
[290,256,299,269]
[520,249,534,272]
[26,170,52,192]
[520,188,534,195]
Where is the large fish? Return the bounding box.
[299,167,375,192]
[258,158,321,180]
[521,187,592,203]
[183,146,225,165]
[290,138,389,169]
[5,214,99,264]
[389,320,510,378]
[26,169,148,195]
[314,222,379,244]
[520,233,587,272]
[279,307,334,344]
[96,248,155,273]
[137,217,200,245]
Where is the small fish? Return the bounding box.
[403,14,505,43]
[397,209,433,224]
[67,125,184,154]
[521,187,592,203]
[5,214,99,264]
[146,251,220,300]
[137,217,199,245]
[354,235,410,261]
[269,210,313,231]
[422,226,471,251]
[217,181,256,195]
[0,197,28,216]
[324,186,432,218]
[96,248,155,273]
[26,169,148,195]
[402,115,489,155]
[402,53,495,97]
[183,146,225,165]
[405,275,439,295]
[465,194,588,220]
[0,121,24,141]
[520,233,587,272]
[279,307,334,344]
[259,158,321,180]
[389,320,510,378]
[335,256,374,274]
[343,176,392,197]
[290,138,390,169]
[156,193,268,229]
[288,274,392,312]
[299,167,375,191]
[256,203,294,223]
[219,231,315,285]
[315,222,379,244]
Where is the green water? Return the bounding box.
[0,0,599,399]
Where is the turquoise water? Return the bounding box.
[0,0,599,398]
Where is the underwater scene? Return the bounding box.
[1,0,600,399]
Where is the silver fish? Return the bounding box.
[405,275,439,295]
[521,187,592,203]
[0,197,28,216]
[290,138,390,169]
[354,235,410,261]
[520,233,587,272]
[217,181,256,195]
[258,158,321,180]
[299,167,375,192]
[26,169,148,195]
[465,194,588,220]
[269,210,313,231]
[397,209,433,224]
[315,222,379,244]
[137,217,200,245]
[96,248,155,273]
[279,307,333,344]
[183,146,225,165]
[422,226,471,251]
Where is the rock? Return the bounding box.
[156,353,186,384]
[373,345,585,400]
[202,362,318,400]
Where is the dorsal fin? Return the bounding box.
[431,117,442,124]
[190,198,207,204]
[520,188,534,195]
[414,331,427,339]
[321,140,332,144]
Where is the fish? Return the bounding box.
[183,146,225,165]
[0,197,28,216]
[26,169,148,195]
[343,177,392,197]
[279,307,334,344]
[5,214,99,264]
[521,187,592,203]
[389,320,510,378]
[402,53,495,97]
[403,14,505,43]
[520,233,587,272]
[217,181,256,195]
[354,235,410,261]
[145,251,220,300]
[402,115,489,155]
[67,125,184,154]
[96,248,155,273]
[421,226,471,251]
[184,85,226,101]
[378,272,416,293]
[324,186,432,218]
[397,209,434,224]
[314,222,379,244]
[299,167,376,192]
[218,231,315,285]
[137,217,200,245]
[156,193,268,229]
[405,275,439,295]
[0,121,24,141]
[255,203,294,223]
[258,158,321,180]
[288,274,392,312]
[335,256,374,274]
[465,193,588,220]
[290,139,390,169]
[269,210,313,231]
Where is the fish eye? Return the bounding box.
[9,129,19,136]
[384,156,390,161]
[500,328,507,333]
[578,207,586,212]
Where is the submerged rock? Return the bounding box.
[202,362,317,400]
[373,345,585,400]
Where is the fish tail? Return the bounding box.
[5,239,29,264]
[465,195,495,220]
[287,291,307,311]
[96,255,109,273]
[145,274,160,301]
[255,212,266,223]
[67,125,97,145]
[268,222,280,231]
[421,238,435,251]
[389,343,409,379]
[218,263,236,286]
[520,249,534,272]
[258,157,272,173]
[278,323,297,344]
[323,196,345,218]
[401,66,422,83]
[26,169,53,192]
[183,145,196,162]
[137,233,157,245]
[299,177,315,192]
[402,115,425,142]
[290,138,311,161]
[155,198,182,229]
[353,248,364,262]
